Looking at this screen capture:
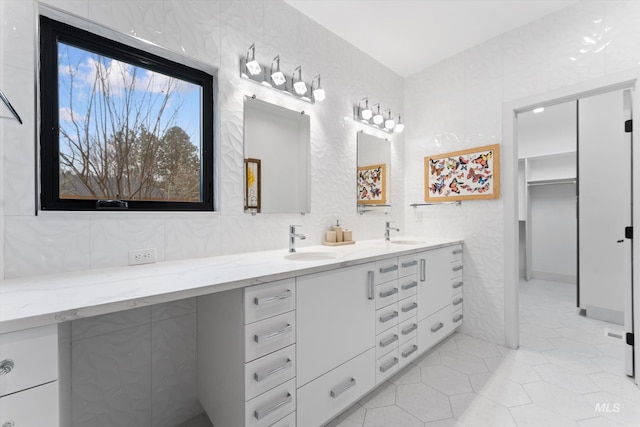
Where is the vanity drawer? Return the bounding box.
[270,411,295,427]
[399,338,419,369]
[451,309,464,328]
[0,381,59,427]
[398,254,418,278]
[375,259,399,284]
[451,294,464,311]
[297,348,374,427]
[418,307,450,353]
[451,260,463,279]
[451,278,464,293]
[0,324,58,397]
[245,279,296,324]
[376,349,399,384]
[245,311,296,362]
[399,318,418,344]
[375,281,399,309]
[451,244,463,262]
[245,345,296,401]
[398,276,418,300]
[376,303,399,335]
[399,295,418,323]
[245,378,296,427]
[375,327,399,359]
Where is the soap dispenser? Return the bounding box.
[331,219,343,242]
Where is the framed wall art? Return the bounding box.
[424,144,500,202]
[357,163,387,204]
[244,158,261,212]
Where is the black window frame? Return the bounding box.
[39,15,214,211]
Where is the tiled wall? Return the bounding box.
[404,0,640,345]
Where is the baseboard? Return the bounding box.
[531,271,577,284]
[585,305,624,325]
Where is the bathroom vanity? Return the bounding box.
[0,237,463,427]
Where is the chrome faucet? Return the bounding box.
[385,221,400,241]
[289,225,306,252]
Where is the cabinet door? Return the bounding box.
[296,263,375,386]
[417,248,454,322]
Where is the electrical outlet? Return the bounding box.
[128,248,157,266]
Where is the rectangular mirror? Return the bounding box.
[357,131,391,214]
[243,96,310,214]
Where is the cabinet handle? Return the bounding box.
[0,359,14,375]
[401,302,418,313]
[452,265,463,272]
[431,322,444,333]
[379,265,398,274]
[254,324,292,343]
[368,271,375,300]
[420,259,426,282]
[254,358,292,382]
[452,281,463,289]
[379,311,398,323]
[330,377,356,398]
[453,297,463,306]
[401,281,417,290]
[401,260,418,267]
[379,357,399,373]
[254,290,292,306]
[379,287,398,298]
[380,334,399,348]
[254,392,292,420]
[402,344,419,358]
[452,249,463,255]
[453,314,464,322]
[402,323,418,335]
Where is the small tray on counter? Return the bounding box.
[322,240,356,246]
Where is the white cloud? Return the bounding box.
[59,107,84,123]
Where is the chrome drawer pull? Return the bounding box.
[330,377,356,398]
[401,302,418,313]
[379,288,398,298]
[0,359,14,375]
[401,281,417,290]
[453,314,464,322]
[380,334,399,348]
[380,357,398,373]
[452,265,463,272]
[401,260,418,268]
[452,281,463,289]
[368,271,375,300]
[254,290,292,306]
[453,297,463,306]
[254,324,292,343]
[452,249,463,255]
[420,259,426,282]
[379,265,398,274]
[254,358,292,382]
[254,392,292,420]
[431,322,444,333]
[402,323,418,335]
[402,345,418,358]
[379,311,398,323]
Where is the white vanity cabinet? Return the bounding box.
[198,278,297,427]
[0,324,59,427]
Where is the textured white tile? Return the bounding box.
[497,347,548,366]
[88,0,164,45]
[542,350,602,375]
[39,0,89,16]
[484,357,541,384]
[164,0,221,64]
[605,1,640,74]
[164,215,221,261]
[468,372,531,407]
[465,37,502,89]
[421,365,472,396]
[151,298,197,323]
[502,18,549,76]
[523,381,594,420]
[2,0,34,71]
[456,335,501,358]
[533,363,600,394]
[509,404,578,427]
[220,0,264,41]
[440,350,488,376]
[396,383,452,423]
[72,306,151,341]
[450,393,516,427]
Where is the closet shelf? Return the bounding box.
[527,178,576,186]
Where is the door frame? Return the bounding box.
[502,68,640,383]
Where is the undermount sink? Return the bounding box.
[389,240,425,245]
[284,251,338,261]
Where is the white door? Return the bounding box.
[578,89,634,376]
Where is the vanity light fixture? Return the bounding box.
[270,56,286,86]
[360,98,373,120]
[372,104,384,125]
[311,75,326,102]
[384,109,395,130]
[394,115,405,133]
[292,66,307,96]
[245,44,261,76]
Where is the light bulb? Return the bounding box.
[394,123,405,133]
[271,71,285,86]
[361,108,373,120]
[313,87,326,101]
[373,113,383,125]
[385,118,395,130]
[294,80,307,95]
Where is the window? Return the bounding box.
[39,16,214,211]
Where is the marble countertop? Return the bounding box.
[0,237,462,334]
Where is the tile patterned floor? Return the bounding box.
[328,279,640,427]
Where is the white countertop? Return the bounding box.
[0,237,462,334]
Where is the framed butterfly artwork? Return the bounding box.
[424,144,500,202]
[357,163,387,204]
